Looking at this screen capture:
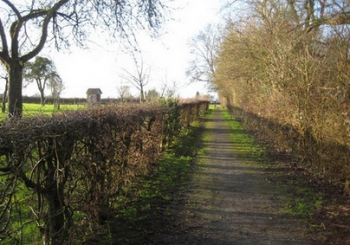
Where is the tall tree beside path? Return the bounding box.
[213,0,350,188]
[0,0,167,118]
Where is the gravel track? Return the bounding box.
[151,109,317,245]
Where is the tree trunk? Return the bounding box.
[54,96,60,110]
[7,61,24,118]
[140,86,145,103]
[39,88,45,106]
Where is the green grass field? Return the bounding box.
[0,103,86,120]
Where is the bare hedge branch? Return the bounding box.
[0,101,209,244]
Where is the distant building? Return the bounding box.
[86,88,102,105]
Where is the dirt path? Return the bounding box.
[152,109,317,245]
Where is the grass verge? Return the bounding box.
[220,109,265,162]
[0,103,86,120]
[222,109,325,223]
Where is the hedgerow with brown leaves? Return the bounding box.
[0,101,209,245]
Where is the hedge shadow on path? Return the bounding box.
[150,109,321,245]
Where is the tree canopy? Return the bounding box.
[24,56,60,106]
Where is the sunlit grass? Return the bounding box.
[209,103,220,110]
[222,109,325,221]
[0,103,86,120]
[221,109,265,161]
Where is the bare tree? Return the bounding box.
[159,73,179,99]
[160,80,178,98]
[121,54,151,103]
[117,84,131,102]
[186,24,220,86]
[0,0,168,118]
[48,74,64,110]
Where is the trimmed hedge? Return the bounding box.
[0,101,208,245]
